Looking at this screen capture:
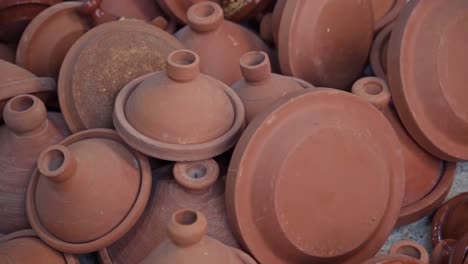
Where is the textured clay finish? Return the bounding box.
[352,77,456,226]
[0,43,15,62]
[98,160,239,264]
[388,0,468,161]
[220,0,272,22]
[26,129,152,254]
[0,95,70,234]
[432,193,468,247]
[140,209,256,264]
[175,1,270,86]
[113,50,245,161]
[232,51,311,124]
[277,0,373,90]
[58,20,183,132]
[372,0,406,32]
[370,23,393,81]
[227,88,405,263]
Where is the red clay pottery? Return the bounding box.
[0,94,70,234]
[140,209,256,264]
[277,0,373,90]
[0,0,62,43]
[450,233,468,264]
[0,230,78,263]
[432,193,468,247]
[25,128,152,254]
[0,43,15,62]
[363,241,429,264]
[352,77,456,226]
[175,1,270,86]
[220,0,272,22]
[432,239,458,264]
[98,160,239,263]
[370,23,393,81]
[157,0,214,25]
[227,88,405,263]
[372,0,406,32]
[388,0,468,161]
[232,51,311,124]
[114,49,244,161]
[259,0,285,44]
[58,20,183,132]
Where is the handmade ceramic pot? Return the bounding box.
[140,209,256,264]
[370,23,393,81]
[157,0,213,25]
[220,0,272,22]
[114,49,245,161]
[0,230,78,263]
[432,193,468,247]
[259,0,285,44]
[175,1,270,85]
[227,88,405,263]
[0,94,70,234]
[388,0,468,161]
[98,160,239,263]
[26,129,152,254]
[432,239,457,264]
[450,233,468,264]
[363,240,429,264]
[372,0,406,32]
[352,77,456,226]
[0,43,15,62]
[232,51,311,124]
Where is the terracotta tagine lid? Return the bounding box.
[277,0,373,90]
[432,193,468,247]
[157,0,213,25]
[0,229,78,263]
[372,0,406,32]
[98,160,239,263]
[432,239,457,264]
[363,241,429,264]
[220,0,272,22]
[114,49,245,161]
[175,1,270,86]
[58,20,184,132]
[140,209,256,264]
[352,77,456,226]
[370,23,393,81]
[0,94,70,234]
[232,51,311,124]
[388,0,468,161]
[25,128,152,254]
[0,43,15,63]
[227,88,405,263]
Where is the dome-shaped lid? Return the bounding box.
[114,50,245,161]
[141,209,256,264]
[26,129,152,254]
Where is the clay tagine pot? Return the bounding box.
[388,0,468,161]
[227,88,405,263]
[98,160,239,263]
[0,229,78,263]
[58,20,183,132]
[0,42,15,62]
[220,0,272,22]
[370,23,393,81]
[372,0,406,32]
[352,77,456,226]
[114,49,245,161]
[174,1,270,86]
[363,240,429,264]
[432,193,468,247]
[140,209,256,264]
[25,128,152,254]
[0,94,70,234]
[277,0,373,90]
[157,0,212,25]
[232,51,312,124]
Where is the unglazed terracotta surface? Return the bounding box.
[140,209,256,264]
[364,240,429,264]
[0,43,15,62]
[220,0,272,22]
[372,0,406,32]
[175,1,270,85]
[157,0,212,25]
[432,193,468,247]
[259,0,285,44]
[370,23,393,81]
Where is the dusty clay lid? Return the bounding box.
[370,23,393,81]
[372,0,406,32]
[227,88,405,263]
[114,50,245,161]
[388,0,468,161]
[26,129,152,254]
[140,209,256,264]
[352,77,456,226]
[277,0,373,90]
[432,193,468,247]
[0,43,15,63]
[220,0,272,22]
[58,20,184,132]
[16,2,91,79]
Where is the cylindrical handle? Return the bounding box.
[173,159,219,192]
[3,94,47,135]
[37,145,76,183]
[167,209,207,247]
[166,50,201,82]
[389,240,429,264]
[240,51,272,83]
[351,77,391,111]
[187,1,223,33]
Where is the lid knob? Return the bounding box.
[187,2,224,33]
[167,209,207,247]
[352,77,391,111]
[389,240,429,264]
[240,51,272,83]
[173,159,219,191]
[3,94,47,135]
[166,50,201,82]
[37,145,76,183]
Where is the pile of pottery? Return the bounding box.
[0,0,467,263]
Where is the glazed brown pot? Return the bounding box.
[98,160,239,263]
[0,42,15,62]
[25,129,152,254]
[372,0,406,32]
[432,239,457,264]
[113,49,245,161]
[140,209,256,264]
[352,77,456,226]
[450,233,468,264]
[174,1,270,86]
[0,94,70,234]
[432,193,468,247]
[232,51,311,124]
[363,240,429,264]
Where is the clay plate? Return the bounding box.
[432,192,468,247]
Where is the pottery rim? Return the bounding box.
[432,192,468,247]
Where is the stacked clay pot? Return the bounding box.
[363,240,429,264]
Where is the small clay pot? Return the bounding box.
[370,23,393,81]
[175,1,270,85]
[372,0,406,32]
[0,94,70,234]
[220,0,272,22]
[140,209,256,264]
[113,49,245,161]
[0,42,15,62]
[363,240,429,264]
[432,239,457,264]
[352,77,456,226]
[0,229,78,263]
[432,193,468,247]
[98,160,239,263]
[232,51,311,124]
[26,128,152,254]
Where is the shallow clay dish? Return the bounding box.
[227,88,405,263]
[432,193,468,247]
[277,0,373,89]
[372,0,406,32]
[26,129,152,254]
[388,0,468,161]
[0,43,15,62]
[370,23,393,81]
[58,20,183,132]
